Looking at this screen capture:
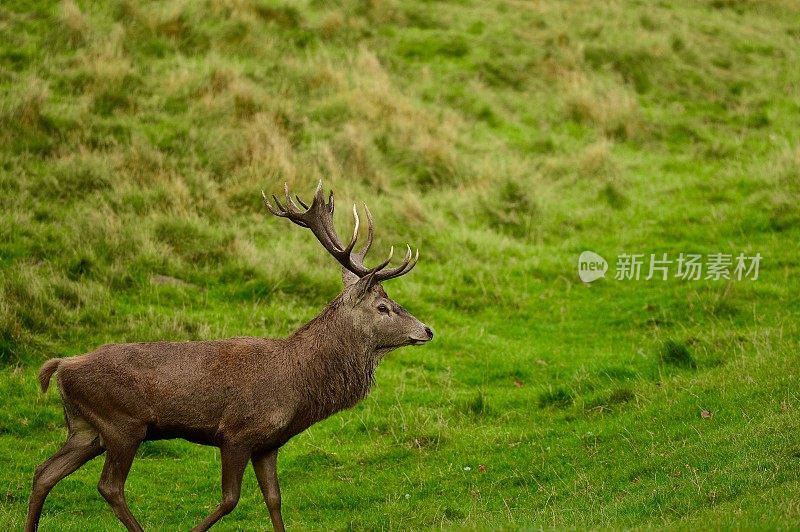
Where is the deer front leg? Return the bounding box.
[252,449,285,532]
[191,445,250,532]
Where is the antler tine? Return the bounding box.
[271,191,308,228]
[271,194,286,212]
[264,190,307,227]
[368,245,394,273]
[263,182,420,282]
[261,190,281,216]
[399,244,412,264]
[393,248,420,278]
[403,248,420,274]
[344,204,360,255]
[354,203,374,260]
[377,244,410,275]
[283,183,303,214]
[313,180,325,203]
[373,245,419,281]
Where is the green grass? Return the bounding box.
[2,0,800,529]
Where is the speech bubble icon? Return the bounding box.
[578,251,608,283]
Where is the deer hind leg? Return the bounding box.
[25,417,104,532]
[252,449,285,532]
[96,423,147,532]
[191,445,251,532]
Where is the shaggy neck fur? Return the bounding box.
[285,295,379,423]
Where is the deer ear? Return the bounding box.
[342,267,360,288]
[347,271,377,304]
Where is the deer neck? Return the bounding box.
[285,298,377,422]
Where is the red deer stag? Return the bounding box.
[25,181,433,531]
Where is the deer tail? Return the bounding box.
[38,359,61,393]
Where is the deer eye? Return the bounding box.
[377,303,389,314]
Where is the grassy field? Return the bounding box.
[2,0,800,529]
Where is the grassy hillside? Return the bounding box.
[1,0,799,529]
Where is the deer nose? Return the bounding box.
[424,326,434,340]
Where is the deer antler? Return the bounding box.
[262,181,419,282]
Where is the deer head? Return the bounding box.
[262,181,433,354]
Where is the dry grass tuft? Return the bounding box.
[208,65,237,94]
[302,54,346,92]
[241,112,297,181]
[564,73,640,139]
[318,10,346,38]
[578,138,615,177]
[72,24,132,96]
[209,0,259,19]
[151,2,190,38]
[60,0,92,46]
[333,122,377,181]
[122,136,167,184]
[346,48,445,139]
[411,132,461,187]
[7,77,50,127]
[230,77,267,119]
